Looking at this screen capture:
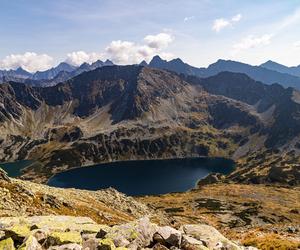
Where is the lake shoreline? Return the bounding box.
[46,156,235,184]
[47,157,235,196]
[1,157,235,195]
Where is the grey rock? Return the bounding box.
[82,238,98,250]
[111,235,130,247]
[105,217,157,248]
[19,235,42,250]
[49,243,82,250]
[181,224,242,250]
[156,226,182,247]
[31,228,49,243]
[181,235,208,250]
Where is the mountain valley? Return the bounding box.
[0,64,299,187]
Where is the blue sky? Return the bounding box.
[1,0,300,72]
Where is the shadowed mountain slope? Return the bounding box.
[149,56,300,90]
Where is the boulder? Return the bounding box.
[18,235,42,250]
[197,173,224,187]
[104,217,157,248]
[181,235,208,250]
[111,235,130,248]
[181,225,241,250]
[0,237,15,250]
[98,238,116,250]
[31,229,49,243]
[155,226,182,247]
[96,229,108,239]
[46,232,82,246]
[5,225,31,243]
[82,238,98,250]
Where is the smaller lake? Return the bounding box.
[0,160,33,178]
[48,158,234,196]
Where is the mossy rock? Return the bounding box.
[5,225,31,242]
[18,235,41,250]
[47,232,82,246]
[98,238,116,250]
[27,216,104,233]
[0,237,15,250]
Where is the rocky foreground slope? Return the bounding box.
[1,169,300,249]
[0,216,255,250]
[0,168,250,250]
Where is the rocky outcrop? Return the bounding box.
[0,168,11,182]
[197,173,225,187]
[0,216,255,250]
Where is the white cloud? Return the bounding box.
[0,33,174,71]
[105,33,174,64]
[66,51,104,66]
[233,34,273,52]
[212,13,242,32]
[144,33,173,49]
[105,40,139,64]
[212,19,231,32]
[184,16,195,22]
[0,52,53,73]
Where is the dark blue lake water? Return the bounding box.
[47,158,234,196]
[0,160,33,177]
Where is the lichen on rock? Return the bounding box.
[0,215,257,250]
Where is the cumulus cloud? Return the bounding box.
[66,51,104,66]
[0,33,174,71]
[105,33,174,64]
[212,13,242,32]
[65,33,174,66]
[105,41,139,64]
[144,33,173,49]
[212,19,230,32]
[0,52,53,72]
[233,34,272,52]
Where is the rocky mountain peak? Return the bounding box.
[139,60,148,66]
[149,55,166,65]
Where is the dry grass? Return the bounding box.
[139,184,300,248]
[242,232,300,250]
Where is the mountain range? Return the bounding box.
[148,56,300,90]
[0,65,299,185]
[0,59,114,86]
[1,56,300,90]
